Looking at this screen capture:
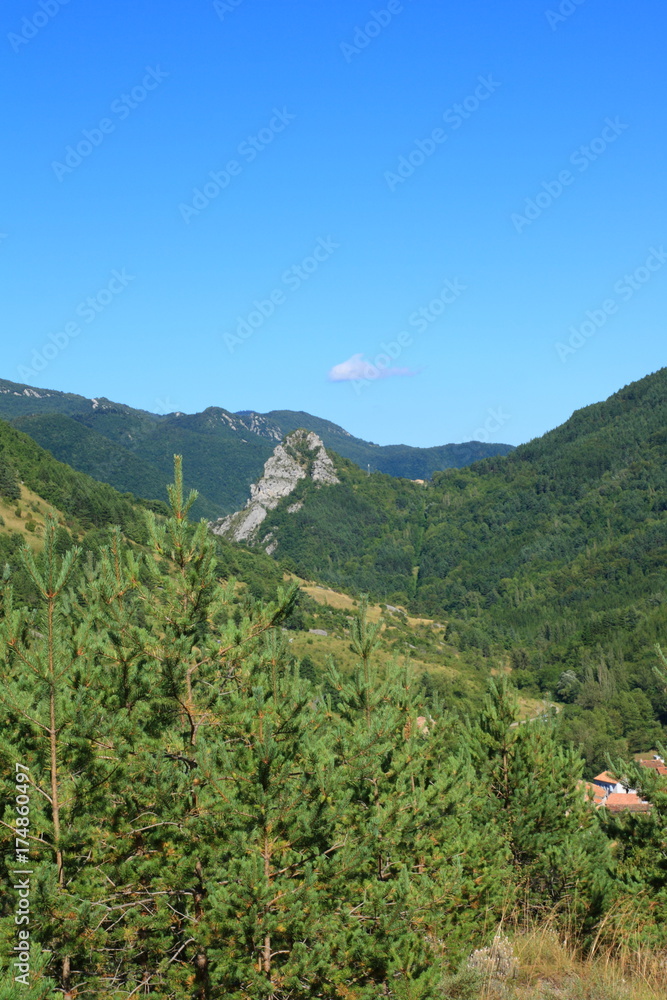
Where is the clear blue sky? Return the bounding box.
[2,0,665,447]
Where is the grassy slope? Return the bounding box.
[0,417,159,541]
[290,577,549,720]
[0,485,68,550]
[467,926,667,1000]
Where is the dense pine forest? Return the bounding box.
[1,370,666,997]
[1,454,667,998]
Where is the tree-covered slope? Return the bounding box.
[10,411,195,511]
[234,369,667,767]
[418,367,667,621]
[255,368,667,622]
[255,454,426,598]
[10,405,273,520]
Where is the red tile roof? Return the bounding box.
[641,760,667,775]
[604,792,651,814]
[579,781,607,807]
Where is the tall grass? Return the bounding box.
[453,906,667,1000]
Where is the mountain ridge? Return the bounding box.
[0,377,513,516]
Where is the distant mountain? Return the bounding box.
[235,408,513,479]
[0,378,513,516]
[225,368,667,653]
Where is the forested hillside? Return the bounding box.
[0,379,511,517]
[2,463,667,998]
[0,418,161,544]
[237,369,667,768]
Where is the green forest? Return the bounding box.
[0,369,666,997]
[256,369,667,773]
[1,458,667,998]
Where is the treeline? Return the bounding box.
[1,462,667,998]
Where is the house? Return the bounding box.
[592,771,634,795]
[585,757,663,813]
[583,781,607,807]
[639,756,667,777]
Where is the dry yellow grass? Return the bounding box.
[0,486,63,550]
[515,696,559,723]
[288,578,553,713]
[288,629,460,680]
[463,925,667,1000]
[294,577,446,630]
[296,580,383,620]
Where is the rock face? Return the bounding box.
[210,429,339,549]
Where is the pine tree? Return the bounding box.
[325,599,508,996]
[0,456,20,503]
[468,678,611,931]
[0,517,133,995]
[184,628,346,998]
[84,457,301,996]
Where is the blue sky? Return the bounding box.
[2,0,665,448]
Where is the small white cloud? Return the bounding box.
[328,353,417,382]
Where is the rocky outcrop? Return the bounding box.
[210,429,339,548]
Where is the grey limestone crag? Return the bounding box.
[209,429,339,548]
